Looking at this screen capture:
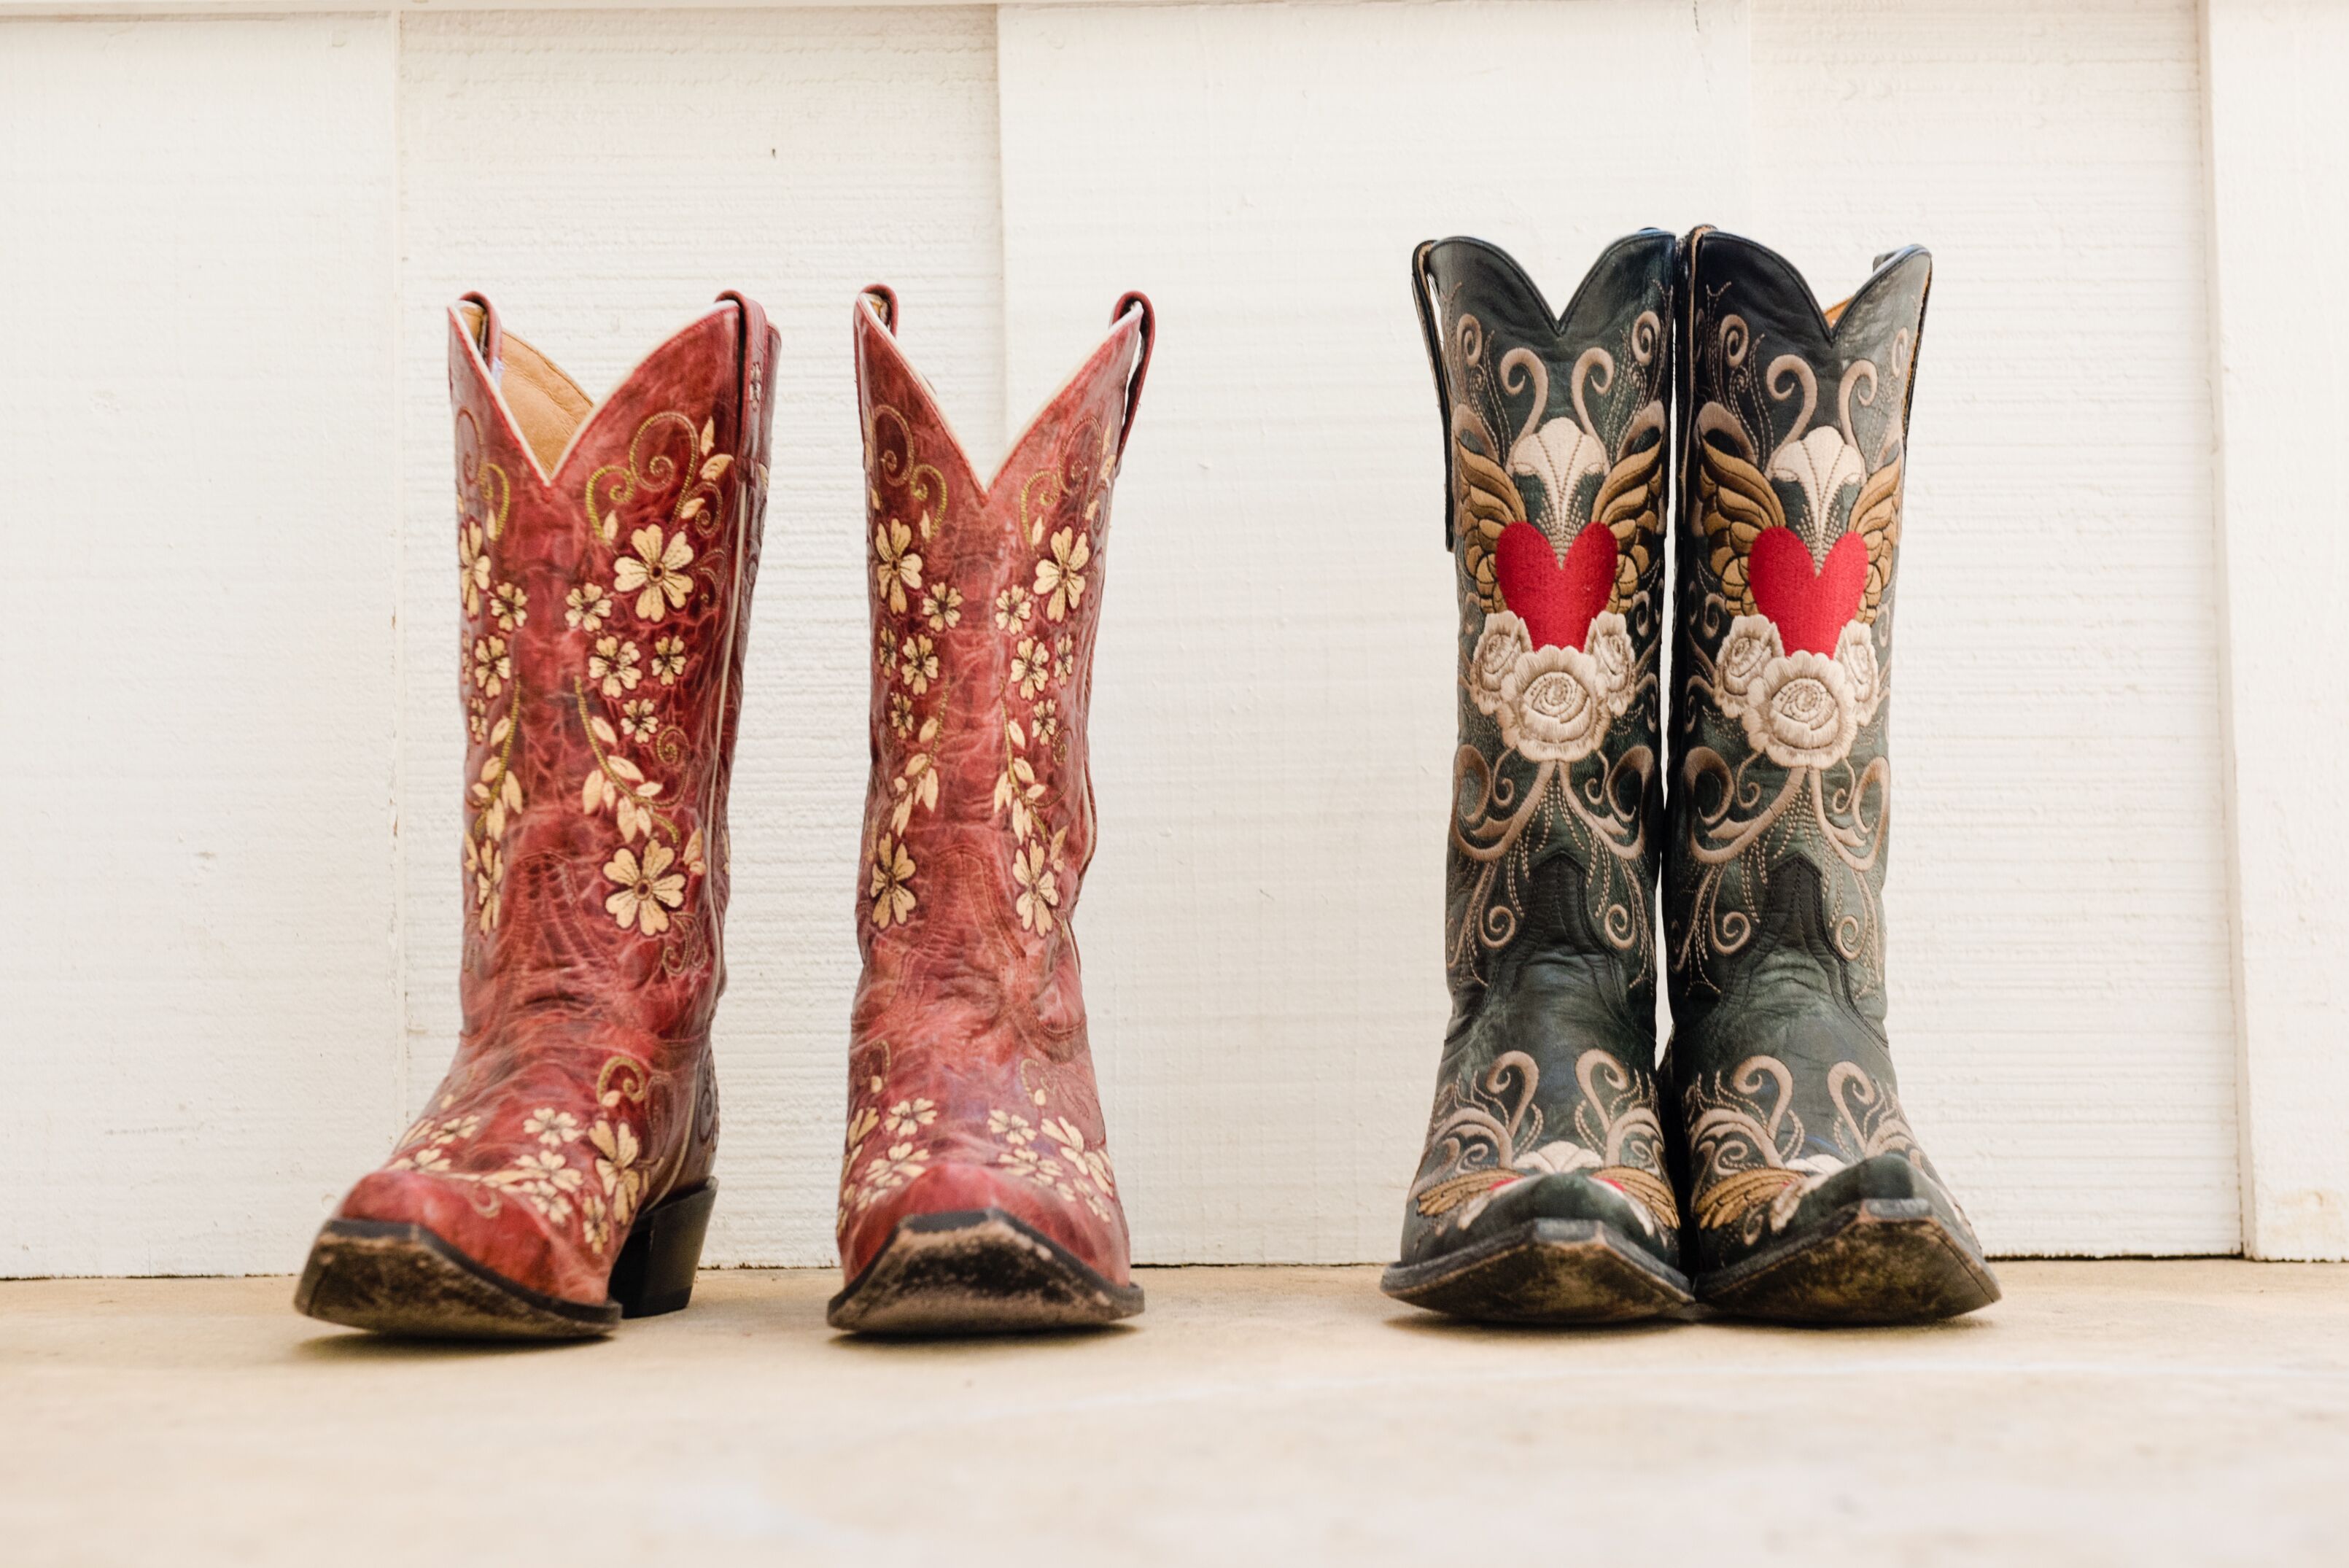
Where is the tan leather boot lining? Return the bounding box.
[457,303,596,473]
[1822,294,1852,327]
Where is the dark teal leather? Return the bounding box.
[1663,230,1989,1289]
[1393,233,1682,1281]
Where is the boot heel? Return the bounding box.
[607,1179,716,1319]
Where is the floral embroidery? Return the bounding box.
[1033,526,1090,621]
[1012,834,1065,933]
[993,585,1033,629]
[618,699,660,745]
[614,524,694,621]
[869,834,917,928]
[899,633,939,694]
[605,842,686,936]
[650,634,687,685]
[922,586,963,630]
[888,691,916,737]
[459,522,490,618]
[588,635,642,697]
[471,635,511,698]
[491,581,528,631]
[1010,637,1049,699]
[566,583,614,629]
[874,518,922,614]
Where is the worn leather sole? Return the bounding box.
[828,1207,1145,1335]
[1696,1197,2001,1323]
[293,1181,716,1340]
[1380,1218,1694,1324]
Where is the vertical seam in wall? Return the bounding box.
[389,7,410,1135]
[2194,0,2256,1259]
[991,2,1012,454]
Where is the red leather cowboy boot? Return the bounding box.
[296,292,776,1338]
[829,285,1154,1333]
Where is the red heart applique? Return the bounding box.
[1494,521,1617,651]
[1748,527,1865,656]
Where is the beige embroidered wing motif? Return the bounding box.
[1694,430,1785,616]
[1595,433,1664,612]
[1453,440,1528,610]
[1849,454,1902,623]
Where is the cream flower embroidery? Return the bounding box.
[618,699,659,745]
[1583,612,1637,718]
[1013,839,1061,933]
[987,1109,1037,1147]
[1011,637,1049,699]
[900,634,939,694]
[1052,635,1074,683]
[1741,650,1859,769]
[922,586,963,630]
[993,585,1034,629]
[874,519,922,613]
[524,1108,581,1146]
[876,625,901,680]
[650,634,687,686]
[1497,644,1611,764]
[884,1098,938,1138]
[471,636,510,697]
[888,691,916,737]
[1713,614,1782,716]
[1034,527,1090,621]
[869,834,916,928]
[1467,610,1531,718]
[1032,699,1061,750]
[491,581,529,631]
[589,636,642,697]
[614,526,694,621]
[459,522,490,617]
[467,696,490,744]
[1836,621,1884,727]
[604,842,686,935]
[464,835,505,934]
[591,1119,645,1229]
[566,583,614,630]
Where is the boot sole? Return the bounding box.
[1380,1218,1694,1324]
[1696,1197,2001,1323]
[293,1180,716,1340]
[828,1208,1144,1335]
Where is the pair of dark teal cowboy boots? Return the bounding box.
[1383,228,2000,1324]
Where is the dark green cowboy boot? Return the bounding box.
[1663,228,1999,1322]
[1380,233,1690,1322]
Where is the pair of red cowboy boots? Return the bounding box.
[295,287,1154,1338]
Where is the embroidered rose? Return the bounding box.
[1034,527,1090,621]
[1499,645,1612,764]
[615,526,694,621]
[1584,611,1637,716]
[1741,650,1858,769]
[874,519,922,613]
[604,841,686,936]
[1836,621,1884,726]
[869,834,916,928]
[1715,615,1784,717]
[1467,610,1531,718]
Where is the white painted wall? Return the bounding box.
[1,0,2334,1273]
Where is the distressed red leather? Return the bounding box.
[326,295,776,1308]
[835,287,1152,1289]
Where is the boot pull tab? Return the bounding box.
[1408,242,1451,551]
[861,284,899,333]
[1111,291,1155,462]
[715,290,769,473]
[459,290,504,379]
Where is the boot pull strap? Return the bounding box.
[861,284,899,333]
[1111,291,1155,461]
[1409,243,1453,551]
[460,290,504,378]
[715,290,769,474]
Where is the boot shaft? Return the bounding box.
[447,296,777,1042]
[1415,232,1676,1013]
[1666,231,1929,1032]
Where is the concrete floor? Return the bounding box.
[3,1262,2345,1566]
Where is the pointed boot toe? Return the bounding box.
[1693,1154,2000,1324]
[1381,1169,1691,1324]
[829,1161,1143,1336]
